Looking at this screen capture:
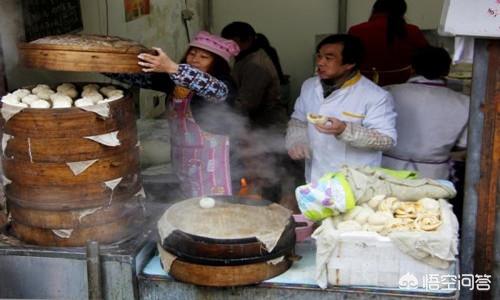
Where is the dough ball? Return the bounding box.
[83,84,100,91]
[306,112,328,125]
[99,85,117,96]
[30,99,51,109]
[368,194,386,209]
[56,83,76,92]
[32,84,51,94]
[81,90,104,102]
[60,88,78,99]
[354,207,373,225]
[13,88,31,99]
[36,89,55,100]
[50,93,72,102]
[74,98,94,107]
[21,94,40,105]
[2,93,20,104]
[199,197,215,209]
[52,95,73,108]
[106,89,123,99]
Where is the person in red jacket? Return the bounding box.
[348,0,428,86]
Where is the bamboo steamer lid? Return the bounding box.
[18,34,155,73]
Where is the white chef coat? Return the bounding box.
[291,73,397,182]
[382,76,469,179]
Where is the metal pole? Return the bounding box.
[459,38,488,300]
[338,0,348,33]
[86,240,103,300]
[0,32,6,95]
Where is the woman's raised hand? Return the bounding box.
[138,47,179,74]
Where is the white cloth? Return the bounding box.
[312,199,458,289]
[383,76,469,179]
[291,75,397,182]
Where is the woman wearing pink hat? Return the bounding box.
[108,31,240,197]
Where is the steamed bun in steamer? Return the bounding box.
[2,93,21,104]
[100,85,116,96]
[51,94,73,108]
[75,98,94,107]
[21,94,40,105]
[35,89,55,100]
[13,89,31,99]
[83,84,100,91]
[61,88,78,99]
[32,84,51,94]
[56,83,75,91]
[30,99,51,108]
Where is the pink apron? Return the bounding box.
[169,87,232,197]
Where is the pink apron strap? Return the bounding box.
[169,89,232,197]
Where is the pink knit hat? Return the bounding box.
[189,31,240,63]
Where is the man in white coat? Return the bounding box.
[382,46,469,179]
[286,34,397,183]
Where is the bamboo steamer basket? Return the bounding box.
[18,34,155,73]
[2,83,145,246]
[5,34,151,246]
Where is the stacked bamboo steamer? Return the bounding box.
[0,34,151,247]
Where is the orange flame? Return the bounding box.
[238,177,262,200]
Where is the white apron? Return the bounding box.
[292,74,397,182]
[382,76,469,179]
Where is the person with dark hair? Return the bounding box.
[348,0,428,86]
[108,31,241,197]
[255,33,287,85]
[221,21,288,202]
[382,46,469,179]
[286,34,397,182]
[221,21,286,128]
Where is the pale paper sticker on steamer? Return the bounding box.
[134,187,146,199]
[27,138,33,163]
[52,229,73,239]
[84,131,121,147]
[1,134,13,155]
[105,178,122,190]
[78,207,102,222]
[77,103,110,118]
[66,159,98,176]
[2,175,12,186]
[104,177,123,205]
[157,243,177,273]
[135,187,147,212]
[1,105,26,122]
[267,256,285,265]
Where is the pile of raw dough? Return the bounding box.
[1,83,124,109]
[332,195,442,235]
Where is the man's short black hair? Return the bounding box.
[412,46,451,80]
[316,34,363,69]
[221,22,256,42]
